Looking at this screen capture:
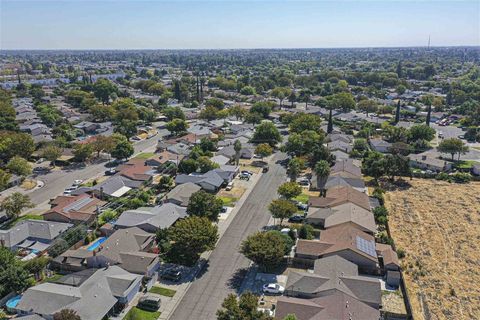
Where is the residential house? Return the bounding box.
[327,140,353,153]
[327,133,353,144]
[306,203,376,234]
[115,204,187,233]
[369,139,392,153]
[472,163,480,176]
[275,292,380,320]
[175,170,225,192]
[409,152,452,172]
[88,175,143,198]
[330,150,350,162]
[165,182,201,206]
[331,159,362,177]
[43,194,106,225]
[54,227,159,277]
[73,121,99,134]
[145,151,184,167]
[117,159,156,184]
[16,266,142,320]
[0,219,72,252]
[310,174,366,192]
[210,155,231,166]
[295,224,379,273]
[308,186,371,211]
[376,243,401,287]
[284,255,381,308]
[217,144,255,160]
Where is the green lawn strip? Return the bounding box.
[123,307,160,320]
[45,273,63,283]
[2,214,43,229]
[454,160,477,169]
[134,152,156,159]
[149,286,177,297]
[218,196,238,207]
[294,193,309,204]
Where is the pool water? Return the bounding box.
[86,237,107,251]
[6,295,22,309]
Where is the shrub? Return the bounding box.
[451,172,472,183]
[298,224,314,240]
[396,248,406,259]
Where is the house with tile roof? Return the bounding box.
[43,194,106,225]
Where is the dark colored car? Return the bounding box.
[105,168,117,175]
[288,215,305,223]
[262,166,269,173]
[161,269,182,282]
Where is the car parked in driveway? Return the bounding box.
[241,170,253,176]
[105,168,117,175]
[288,215,305,223]
[63,186,78,195]
[262,283,285,294]
[161,269,182,282]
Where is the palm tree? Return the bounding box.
[288,157,305,182]
[233,140,242,165]
[314,160,330,197]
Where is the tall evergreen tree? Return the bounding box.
[395,100,401,123]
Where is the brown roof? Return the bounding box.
[149,150,184,164]
[45,194,106,222]
[296,224,378,263]
[308,186,370,211]
[165,133,197,145]
[376,243,400,269]
[118,159,155,181]
[275,292,380,320]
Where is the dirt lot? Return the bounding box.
[384,179,480,320]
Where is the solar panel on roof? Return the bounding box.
[64,197,94,212]
[356,236,377,257]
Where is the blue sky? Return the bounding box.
[1,1,479,49]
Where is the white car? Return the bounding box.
[63,186,78,195]
[262,283,285,294]
[73,179,83,186]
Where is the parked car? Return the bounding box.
[105,168,117,175]
[241,170,253,176]
[262,283,285,294]
[288,215,305,223]
[73,179,83,186]
[239,173,250,180]
[226,181,234,191]
[33,167,51,174]
[220,206,228,213]
[161,269,182,282]
[63,186,78,195]
[262,166,269,173]
[298,179,309,186]
[137,294,161,311]
[297,202,308,211]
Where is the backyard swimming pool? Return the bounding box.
[6,295,22,311]
[86,237,107,251]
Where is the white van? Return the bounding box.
[226,181,234,191]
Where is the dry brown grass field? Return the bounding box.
[384,179,480,320]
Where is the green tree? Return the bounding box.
[298,224,315,240]
[277,181,302,200]
[330,92,356,112]
[6,156,32,177]
[168,216,218,266]
[240,85,256,96]
[289,113,322,134]
[357,99,378,116]
[229,105,247,120]
[217,292,273,320]
[314,160,331,196]
[383,154,411,181]
[408,124,436,142]
[438,138,469,161]
[197,156,219,173]
[178,159,199,174]
[166,118,188,136]
[0,169,11,191]
[92,135,116,157]
[362,151,386,182]
[287,157,306,182]
[93,78,118,104]
[234,139,242,165]
[199,105,219,121]
[163,106,186,121]
[255,143,273,159]
[111,139,134,160]
[73,143,94,162]
[39,144,63,166]
[250,101,273,118]
[271,87,292,108]
[0,247,30,297]
[252,122,282,146]
[187,190,224,222]
[89,103,115,122]
[1,192,34,219]
[241,231,286,271]
[268,199,297,225]
[0,131,35,162]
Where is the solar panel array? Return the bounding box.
[64,197,94,212]
[356,236,377,257]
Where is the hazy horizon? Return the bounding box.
[1,0,479,50]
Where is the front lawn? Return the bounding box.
[218,196,238,207]
[454,160,477,169]
[293,193,309,204]
[2,214,43,229]
[149,286,177,297]
[123,307,160,320]
[134,152,156,159]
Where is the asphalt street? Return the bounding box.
[169,152,287,320]
[26,134,160,206]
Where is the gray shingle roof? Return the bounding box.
[166,182,201,206]
[0,219,72,248]
[116,204,187,230]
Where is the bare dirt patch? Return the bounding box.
[384,179,480,320]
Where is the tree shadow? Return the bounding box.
[227,267,249,294]
[380,178,413,191]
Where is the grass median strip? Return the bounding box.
[149,286,177,297]
[123,307,160,320]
